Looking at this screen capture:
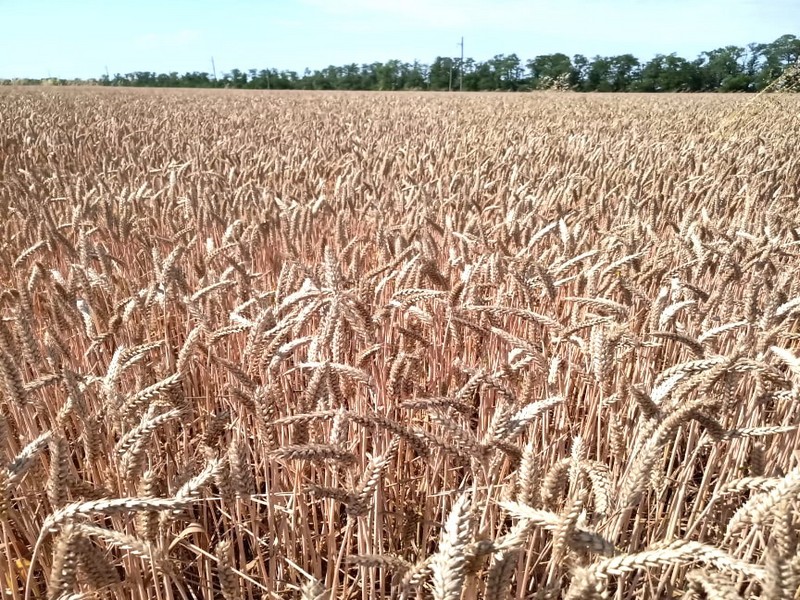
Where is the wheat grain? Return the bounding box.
[430,492,473,600]
[2,88,799,600]
[49,523,80,600]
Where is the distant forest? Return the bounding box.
[4,34,798,92]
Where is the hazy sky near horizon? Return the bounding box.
[0,0,796,79]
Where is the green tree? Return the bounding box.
[636,54,696,91]
[608,54,640,91]
[226,68,248,88]
[481,54,522,90]
[586,56,613,91]
[401,61,427,90]
[429,56,455,90]
[376,60,402,90]
[470,60,494,90]
[755,34,800,88]
[338,64,361,90]
[460,58,480,90]
[768,34,800,66]
[86,32,799,93]
[572,54,590,89]
[359,64,379,90]
[527,53,573,89]
[499,53,523,89]
[700,46,749,91]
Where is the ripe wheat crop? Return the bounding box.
[1,87,799,599]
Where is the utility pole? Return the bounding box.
[459,36,464,91]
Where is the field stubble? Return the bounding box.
[1,87,800,599]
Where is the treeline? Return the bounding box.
[4,34,798,92]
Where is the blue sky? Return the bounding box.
[0,0,796,79]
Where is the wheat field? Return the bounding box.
[1,87,800,599]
